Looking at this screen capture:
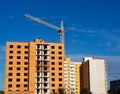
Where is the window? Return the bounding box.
[25,51,28,54]
[44,56,47,59]
[44,45,48,49]
[59,73,62,76]
[24,73,28,76]
[16,84,20,87]
[59,62,62,65]
[24,78,28,82]
[17,62,21,65]
[24,67,28,70]
[24,90,28,91]
[37,61,40,65]
[44,72,47,76]
[58,46,62,49]
[37,56,39,60]
[9,56,13,59]
[58,52,62,54]
[9,73,12,76]
[51,73,55,76]
[17,45,21,48]
[44,78,47,81]
[8,84,12,88]
[16,78,20,82]
[44,61,47,65]
[8,78,12,82]
[17,51,21,54]
[59,57,62,60]
[17,67,20,70]
[9,45,13,48]
[44,83,47,87]
[59,84,62,87]
[37,67,40,70]
[52,78,55,81]
[51,67,55,70]
[9,61,13,65]
[44,50,47,54]
[24,84,28,87]
[44,89,47,93]
[24,62,28,65]
[51,46,55,49]
[51,62,55,65]
[52,89,55,93]
[59,78,62,81]
[9,50,13,54]
[51,57,55,59]
[52,84,55,87]
[59,68,62,70]
[9,67,13,70]
[24,56,28,59]
[25,46,28,49]
[16,73,20,76]
[44,67,47,70]
[17,56,21,59]
[51,51,55,54]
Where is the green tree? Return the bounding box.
[108,88,120,94]
[0,91,4,94]
[81,88,92,94]
[115,88,120,94]
[58,88,66,94]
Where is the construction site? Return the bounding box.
[4,14,107,94]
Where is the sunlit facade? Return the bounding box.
[5,38,65,94]
[81,57,107,94]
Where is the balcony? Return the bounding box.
[44,45,49,50]
[36,56,49,61]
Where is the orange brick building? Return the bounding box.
[5,38,65,94]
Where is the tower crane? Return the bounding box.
[24,14,64,44]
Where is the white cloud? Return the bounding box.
[113,29,120,33]
[0,56,5,59]
[8,15,14,19]
[66,54,120,85]
[71,39,77,42]
[0,46,6,52]
[66,54,86,62]
[105,42,111,47]
[113,45,120,50]
[67,26,96,34]
[0,46,5,60]
[66,54,120,63]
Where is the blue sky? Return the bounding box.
[0,0,120,90]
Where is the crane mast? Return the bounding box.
[24,14,64,44]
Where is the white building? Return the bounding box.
[81,57,107,94]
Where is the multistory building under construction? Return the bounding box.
[5,38,65,94]
[64,58,81,94]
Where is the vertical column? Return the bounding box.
[28,42,36,93]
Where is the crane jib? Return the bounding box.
[24,13,64,44]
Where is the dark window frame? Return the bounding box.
[9,45,13,48]
[9,50,13,54]
[17,51,21,54]
[51,46,55,49]
[9,56,13,59]
[17,45,21,48]
[58,46,62,49]
[16,84,20,87]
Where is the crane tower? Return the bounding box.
[24,14,64,44]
